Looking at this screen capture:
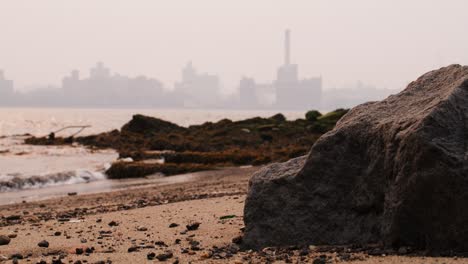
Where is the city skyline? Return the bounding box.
[1,0,467,93]
[0,29,399,110]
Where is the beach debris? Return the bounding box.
[52,125,92,137]
[0,235,11,245]
[37,240,49,248]
[136,226,148,231]
[186,222,200,231]
[219,215,236,220]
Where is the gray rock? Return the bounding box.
[243,65,468,252]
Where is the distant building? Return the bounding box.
[0,70,14,104]
[239,77,258,108]
[60,62,167,107]
[238,30,322,110]
[174,61,221,107]
[274,30,322,110]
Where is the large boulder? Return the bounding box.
[243,65,468,252]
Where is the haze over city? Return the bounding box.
[1,0,467,91]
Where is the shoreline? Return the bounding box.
[0,166,256,206]
[0,165,465,263]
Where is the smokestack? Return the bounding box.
[285,29,291,65]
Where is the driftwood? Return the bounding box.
[48,125,91,139]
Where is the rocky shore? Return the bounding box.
[25,109,348,179]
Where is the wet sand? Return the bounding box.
[0,167,465,263]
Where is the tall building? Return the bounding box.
[275,30,322,110]
[174,61,221,107]
[239,77,258,108]
[0,70,14,103]
[238,30,322,110]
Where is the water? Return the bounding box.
[0,108,305,203]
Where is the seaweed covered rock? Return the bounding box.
[244,65,468,252]
[121,114,185,135]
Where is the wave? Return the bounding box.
[0,170,107,192]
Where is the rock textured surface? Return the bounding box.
[244,65,468,252]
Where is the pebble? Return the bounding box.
[137,226,148,231]
[169,223,179,228]
[127,246,138,253]
[186,222,200,231]
[38,240,49,248]
[156,251,173,261]
[147,252,156,260]
[0,235,11,245]
[108,221,119,227]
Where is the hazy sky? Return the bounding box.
[1,0,467,92]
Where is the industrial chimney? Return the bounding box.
[285,29,291,65]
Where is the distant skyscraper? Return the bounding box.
[0,70,14,103]
[275,29,322,110]
[239,77,258,108]
[174,62,221,107]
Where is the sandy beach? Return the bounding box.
[0,166,465,264]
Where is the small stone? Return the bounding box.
[68,192,77,196]
[137,226,148,232]
[169,223,179,228]
[6,215,21,221]
[76,248,84,255]
[108,221,119,227]
[156,251,173,261]
[186,222,200,231]
[155,241,168,247]
[38,240,49,248]
[7,234,17,239]
[54,231,62,236]
[128,246,138,253]
[0,235,11,245]
[147,252,156,260]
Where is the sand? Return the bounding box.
[0,167,465,263]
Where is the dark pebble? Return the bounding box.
[38,240,49,248]
[0,235,11,245]
[156,251,173,261]
[186,222,200,231]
